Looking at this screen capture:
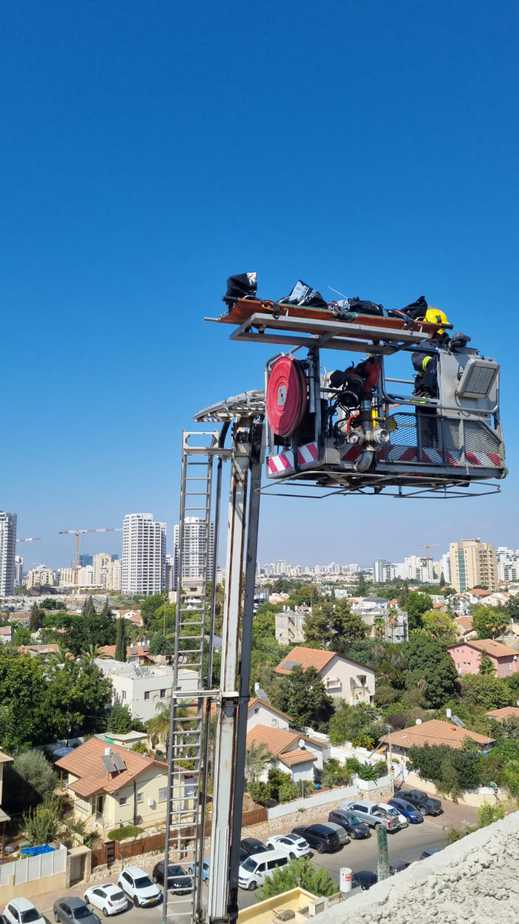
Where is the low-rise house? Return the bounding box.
[0,627,11,645]
[0,749,13,830]
[18,643,61,659]
[274,606,309,646]
[275,646,375,706]
[486,707,519,723]
[351,597,408,643]
[380,719,494,771]
[448,640,519,678]
[94,658,198,723]
[56,737,170,831]
[246,724,327,782]
[97,644,153,665]
[247,699,291,732]
[454,616,475,641]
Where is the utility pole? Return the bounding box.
[377,825,390,882]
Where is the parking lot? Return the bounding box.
[33,816,448,924]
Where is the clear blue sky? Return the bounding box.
[2,1,518,569]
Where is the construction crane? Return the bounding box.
[59,527,121,567]
[16,537,41,543]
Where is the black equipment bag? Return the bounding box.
[279,280,328,309]
[224,272,257,306]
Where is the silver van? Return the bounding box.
[238,848,290,890]
[324,821,350,846]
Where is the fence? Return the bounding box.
[0,845,67,887]
[266,777,393,821]
[91,805,267,869]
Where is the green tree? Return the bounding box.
[402,631,458,708]
[321,758,352,787]
[287,585,320,607]
[278,779,299,802]
[406,592,433,631]
[461,673,513,710]
[140,594,168,630]
[421,609,457,646]
[246,742,271,783]
[108,704,133,734]
[0,649,47,751]
[13,750,57,802]
[24,796,62,845]
[149,632,175,656]
[258,859,336,899]
[304,600,366,651]
[505,596,519,621]
[146,701,170,749]
[13,625,32,646]
[115,618,127,661]
[30,604,44,632]
[328,703,383,747]
[479,655,495,675]
[271,666,333,729]
[40,599,66,611]
[81,596,97,618]
[472,605,509,640]
[42,656,112,739]
[64,605,116,655]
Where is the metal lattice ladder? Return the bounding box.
[162,433,226,924]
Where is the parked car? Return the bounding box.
[324,821,350,847]
[152,861,193,894]
[328,809,371,840]
[187,859,210,881]
[376,802,408,829]
[4,899,46,924]
[239,837,268,862]
[351,870,377,892]
[53,898,100,924]
[238,849,289,890]
[84,885,129,917]
[266,834,311,859]
[402,789,443,816]
[390,860,411,875]
[389,796,424,824]
[419,846,444,860]
[291,824,341,853]
[341,801,400,833]
[117,866,162,907]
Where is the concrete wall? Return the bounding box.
[313,809,519,924]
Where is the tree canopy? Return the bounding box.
[271,666,333,729]
[472,605,509,640]
[421,609,457,646]
[401,630,458,707]
[405,592,434,631]
[258,859,336,899]
[304,600,367,653]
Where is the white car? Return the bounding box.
[376,802,409,829]
[4,899,46,924]
[266,834,311,859]
[84,884,129,916]
[117,866,162,907]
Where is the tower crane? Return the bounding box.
[16,537,41,544]
[59,527,121,567]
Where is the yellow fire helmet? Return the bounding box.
[424,306,449,332]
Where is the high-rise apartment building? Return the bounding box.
[373,559,396,583]
[26,566,56,589]
[496,547,519,585]
[14,555,24,587]
[122,513,166,595]
[173,517,215,585]
[449,539,497,593]
[0,512,17,597]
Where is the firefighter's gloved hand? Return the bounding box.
[450,332,471,351]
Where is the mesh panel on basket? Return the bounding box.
[386,413,417,447]
[463,421,501,456]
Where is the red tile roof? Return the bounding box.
[380,719,494,751]
[486,707,519,721]
[450,639,518,659]
[56,737,166,798]
[275,646,336,676]
[246,724,321,763]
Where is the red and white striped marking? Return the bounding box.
[296,442,319,465]
[464,450,503,468]
[266,451,295,475]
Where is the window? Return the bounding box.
[159,787,168,803]
[137,790,143,803]
[122,872,131,885]
[160,689,166,697]
[144,691,150,701]
[121,691,126,701]
[119,796,128,806]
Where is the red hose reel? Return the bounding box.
[266,356,307,437]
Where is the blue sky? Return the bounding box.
[2,1,518,569]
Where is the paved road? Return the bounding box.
[89,818,448,923]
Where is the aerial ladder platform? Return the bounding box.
[162,285,506,924]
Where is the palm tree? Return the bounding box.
[245,742,271,784]
[147,702,170,750]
